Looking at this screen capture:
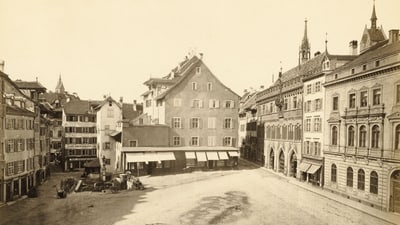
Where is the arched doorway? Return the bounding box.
[269,148,275,170]
[278,151,285,173]
[390,170,400,213]
[289,151,297,178]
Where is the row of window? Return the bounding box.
[171,117,234,129]
[305,117,322,132]
[65,127,96,133]
[305,81,322,95]
[330,164,378,194]
[6,159,33,176]
[65,137,97,144]
[331,87,382,111]
[265,125,302,141]
[66,115,96,122]
[173,99,235,109]
[5,138,35,152]
[304,98,323,112]
[331,124,381,148]
[5,118,34,130]
[191,81,213,91]
[67,149,97,156]
[303,141,321,156]
[259,96,300,115]
[172,136,236,147]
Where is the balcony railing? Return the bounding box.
[324,146,400,161]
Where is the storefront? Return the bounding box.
[122,149,239,176]
[298,160,323,186]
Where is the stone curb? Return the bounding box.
[241,159,400,225]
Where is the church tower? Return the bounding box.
[299,19,311,65]
[55,75,65,94]
[360,1,386,53]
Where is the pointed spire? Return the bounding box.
[55,74,65,94]
[325,32,328,53]
[299,18,311,64]
[371,0,377,29]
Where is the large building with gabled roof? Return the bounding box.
[119,54,240,174]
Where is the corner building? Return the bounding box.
[323,4,400,212]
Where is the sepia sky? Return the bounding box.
[0,0,399,103]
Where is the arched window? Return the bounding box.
[357,169,365,190]
[288,125,293,140]
[271,126,275,139]
[359,125,367,147]
[348,126,355,147]
[266,126,270,139]
[331,164,337,182]
[282,125,287,140]
[370,171,378,194]
[276,126,281,139]
[395,124,400,150]
[346,167,353,187]
[371,125,380,148]
[332,126,338,146]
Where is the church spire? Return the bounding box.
[299,18,311,64]
[371,0,377,29]
[55,74,65,94]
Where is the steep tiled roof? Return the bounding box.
[94,96,122,110]
[63,100,99,115]
[122,103,142,120]
[40,92,79,106]
[332,40,399,74]
[14,80,46,91]
[155,56,239,100]
[6,105,35,116]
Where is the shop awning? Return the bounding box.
[218,152,229,160]
[126,152,175,163]
[299,163,311,172]
[228,151,239,157]
[206,152,219,160]
[307,164,321,174]
[157,152,176,161]
[185,152,196,159]
[196,152,207,162]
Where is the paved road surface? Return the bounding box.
[0,165,393,225]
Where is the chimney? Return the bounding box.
[314,51,321,57]
[349,40,358,55]
[260,85,265,90]
[119,97,123,104]
[133,100,137,111]
[389,29,400,44]
[199,53,203,59]
[0,60,4,72]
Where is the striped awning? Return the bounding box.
[299,163,311,172]
[206,152,219,160]
[307,164,321,174]
[228,151,239,157]
[185,152,196,159]
[218,152,229,160]
[196,152,207,162]
[126,152,175,164]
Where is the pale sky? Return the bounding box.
[1,0,399,103]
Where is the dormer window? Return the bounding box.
[334,74,338,79]
[192,82,198,90]
[375,60,380,67]
[351,68,355,74]
[362,64,367,71]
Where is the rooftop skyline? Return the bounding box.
[1,0,399,102]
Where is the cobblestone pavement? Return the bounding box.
[0,163,394,225]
